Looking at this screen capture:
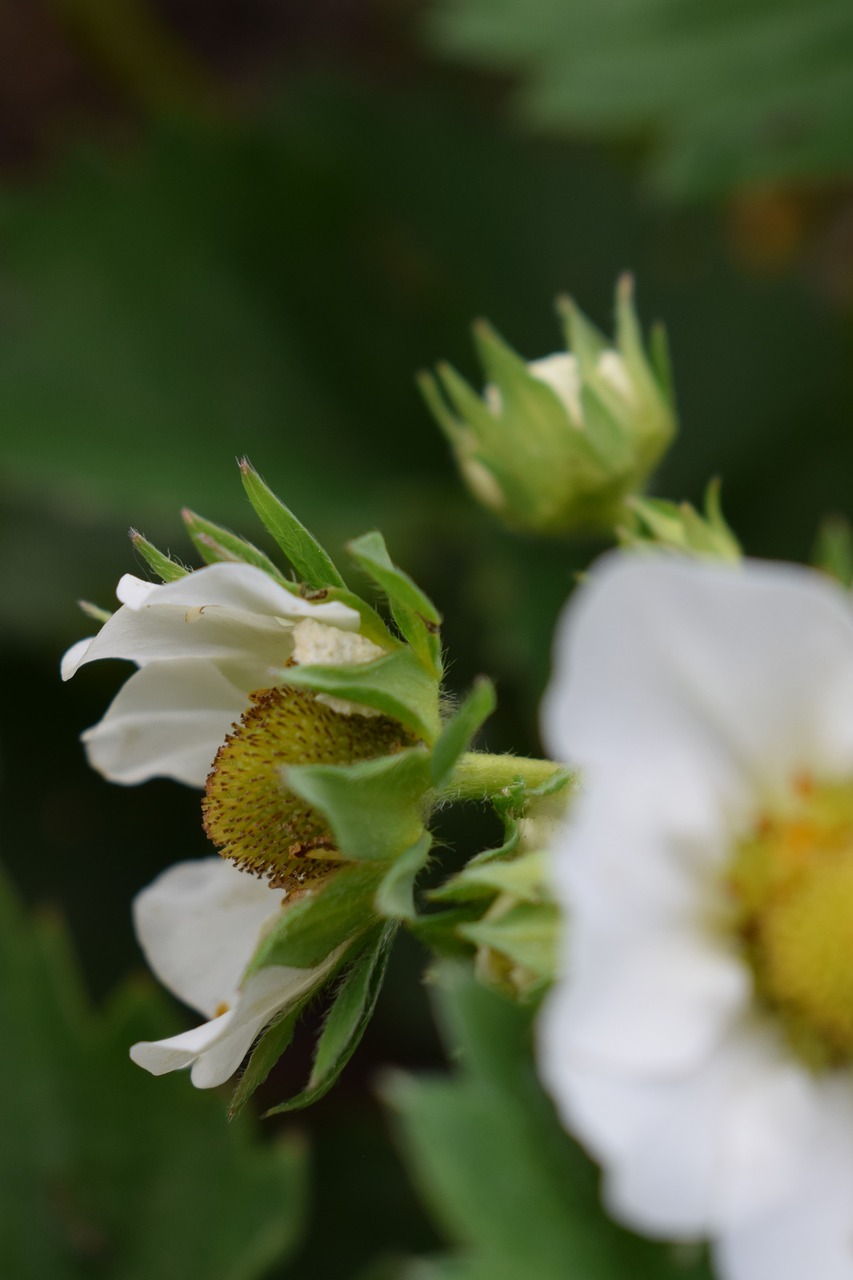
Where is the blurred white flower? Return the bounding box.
[61,562,368,787]
[537,553,853,1280]
[130,857,331,1088]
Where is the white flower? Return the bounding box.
[130,857,332,1088]
[61,562,373,787]
[537,553,853,1280]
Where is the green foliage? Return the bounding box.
[0,864,305,1280]
[428,0,853,197]
[384,966,712,1280]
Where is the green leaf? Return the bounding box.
[278,648,441,744]
[181,507,289,582]
[129,529,189,582]
[247,862,385,972]
[240,458,345,589]
[285,746,432,863]
[268,925,396,1114]
[430,678,496,788]
[428,0,853,199]
[376,834,433,921]
[383,965,713,1280]
[348,531,442,677]
[0,864,306,1280]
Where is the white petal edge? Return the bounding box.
[81,659,260,787]
[130,964,320,1089]
[542,554,853,809]
[132,858,284,1018]
[715,1076,853,1280]
[543,1020,825,1239]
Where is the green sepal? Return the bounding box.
[79,599,113,623]
[376,833,433,921]
[472,320,573,427]
[407,906,483,957]
[240,458,345,589]
[459,900,561,991]
[432,361,501,444]
[556,293,608,371]
[230,934,363,1117]
[284,746,432,862]
[246,862,384,973]
[417,368,465,443]
[648,321,675,404]
[266,924,396,1114]
[813,515,853,588]
[276,648,441,743]
[348,530,442,678]
[181,507,291,583]
[431,678,496,789]
[319,587,400,651]
[129,529,188,582]
[228,1000,305,1119]
[432,849,549,905]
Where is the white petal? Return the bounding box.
[131,964,324,1089]
[542,554,853,809]
[528,353,583,425]
[82,659,259,786]
[544,922,748,1078]
[132,858,284,1017]
[544,1021,824,1239]
[63,563,360,679]
[117,563,358,628]
[716,1077,853,1280]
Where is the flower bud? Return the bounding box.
[419,275,676,535]
[620,479,741,564]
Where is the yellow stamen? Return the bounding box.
[729,777,853,1067]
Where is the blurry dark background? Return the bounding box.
[2,1,853,1275]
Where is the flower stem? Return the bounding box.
[440,752,569,803]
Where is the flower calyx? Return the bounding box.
[419,275,676,536]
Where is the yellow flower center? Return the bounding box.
[729,775,853,1067]
[202,685,409,891]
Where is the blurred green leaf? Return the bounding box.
[383,965,712,1280]
[428,0,853,197]
[0,862,306,1280]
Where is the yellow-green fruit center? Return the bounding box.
[203,686,409,890]
[729,777,853,1067]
